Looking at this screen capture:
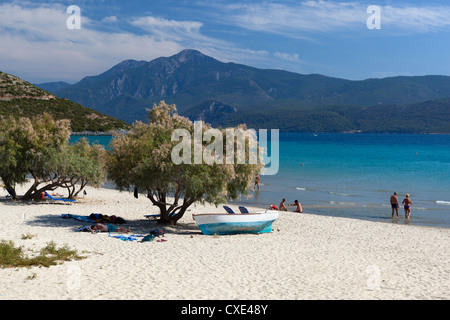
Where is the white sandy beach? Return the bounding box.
[0,182,449,300]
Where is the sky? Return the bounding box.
[1,0,450,84]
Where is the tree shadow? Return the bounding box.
[157,221,203,236]
[23,213,202,235]
[0,198,71,206]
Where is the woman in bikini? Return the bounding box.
[402,194,413,219]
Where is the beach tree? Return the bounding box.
[52,138,107,198]
[107,101,264,225]
[0,113,106,200]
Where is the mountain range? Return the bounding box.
[37,49,450,133]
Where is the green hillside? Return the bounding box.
[0,71,129,132]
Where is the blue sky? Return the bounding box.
[1,0,450,83]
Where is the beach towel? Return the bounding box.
[112,235,144,242]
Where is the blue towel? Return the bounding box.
[112,235,144,242]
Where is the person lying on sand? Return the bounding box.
[90,223,130,233]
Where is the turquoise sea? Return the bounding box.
[71,133,450,229]
[234,132,450,229]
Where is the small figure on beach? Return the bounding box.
[402,194,413,219]
[90,223,131,233]
[289,200,302,213]
[253,174,260,190]
[279,198,289,211]
[42,191,63,199]
[390,192,399,217]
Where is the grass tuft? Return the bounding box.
[0,240,85,268]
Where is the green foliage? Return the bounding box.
[0,113,107,200]
[0,240,84,268]
[198,99,450,133]
[108,101,264,224]
[0,98,129,132]
[0,71,129,132]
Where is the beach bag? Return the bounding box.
[151,229,164,237]
[141,234,156,242]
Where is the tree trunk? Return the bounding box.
[147,190,194,225]
[4,184,18,200]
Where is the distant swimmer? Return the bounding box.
[402,194,413,219]
[300,163,304,166]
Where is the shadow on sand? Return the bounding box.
[22,213,202,236]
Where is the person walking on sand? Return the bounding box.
[402,194,413,219]
[289,200,302,213]
[279,198,289,211]
[390,192,399,217]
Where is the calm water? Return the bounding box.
[233,133,450,229]
[71,133,450,229]
[70,135,113,147]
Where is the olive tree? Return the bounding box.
[0,113,106,200]
[107,101,264,224]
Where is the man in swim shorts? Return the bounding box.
[390,192,399,217]
[289,200,303,213]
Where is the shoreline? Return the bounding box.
[70,131,450,136]
[1,183,449,300]
[70,130,128,136]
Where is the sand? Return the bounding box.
[0,183,449,300]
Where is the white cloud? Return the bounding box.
[382,5,450,33]
[0,2,273,83]
[274,52,300,62]
[102,16,118,23]
[131,16,203,34]
[0,3,186,82]
[214,0,450,36]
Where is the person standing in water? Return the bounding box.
[253,174,260,190]
[390,192,399,217]
[402,194,413,219]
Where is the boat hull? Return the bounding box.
[193,212,279,235]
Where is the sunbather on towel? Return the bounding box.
[90,223,130,233]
